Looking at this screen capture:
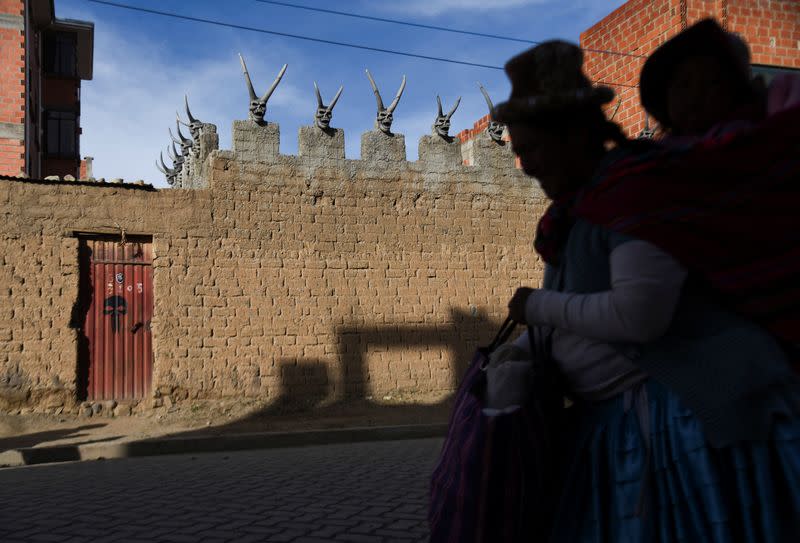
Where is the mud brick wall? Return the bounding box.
[0,180,211,411]
[0,124,548,412]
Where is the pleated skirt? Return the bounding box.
[550,380,800,542]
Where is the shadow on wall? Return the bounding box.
[1,308,506,465]
[126,307,504,444]
[70,241,94,401]
[335,307,480,401]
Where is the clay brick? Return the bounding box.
[1,74,549,409]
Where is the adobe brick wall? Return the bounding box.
[0,0,25,175]
[581,0,800,137]
[0,125,548,413]
[0,181,211,411]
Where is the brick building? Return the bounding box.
[458,0,799,145]
[0,0,93,179]
[581,0,800,136]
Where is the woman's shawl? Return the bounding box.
[537,105,800,357]
[579,105,800,351]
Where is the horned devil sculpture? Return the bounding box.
[156,152,178,186]
[478,82,505,143]
[170,123,193,157]
[239,53,287,125]
[168,142,184,172]
[177,95,203,154]
[313,82,343,130]
[432,95,461,140]
[177,96,203,138]
[365,69,405,135]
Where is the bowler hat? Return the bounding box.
[640,18,753,128]
[492,40,614,124]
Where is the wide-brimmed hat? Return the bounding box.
[640,18,753,129]
[492,40,615,124]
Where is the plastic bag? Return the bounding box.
[485,344,532,411]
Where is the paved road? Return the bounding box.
[0,438,443,543]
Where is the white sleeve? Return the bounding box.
[525,240,687,343]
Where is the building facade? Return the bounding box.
[581,0,800,136]
[455,0,800,146]
[0,0,93,179]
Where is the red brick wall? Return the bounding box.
[459,1,800,143]
[580,0,679,137]
[581,0,800,136]
[456,114,521,168]
[456,114,492,145]
[0,0,25,176]
[726,0,800,68]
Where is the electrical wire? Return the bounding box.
[88,0,501,70]
[86,0,639,88]
[255,0,646,59]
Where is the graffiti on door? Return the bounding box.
[102,295,128,333]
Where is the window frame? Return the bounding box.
[751,64,800,87]
[44,109,79,159]
[43,30,78,79]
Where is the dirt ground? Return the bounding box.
[0,393,454,451]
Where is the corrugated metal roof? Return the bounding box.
[0,174,157,191]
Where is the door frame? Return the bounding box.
[74,233,154,401]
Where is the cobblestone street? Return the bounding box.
[0,438,442,542]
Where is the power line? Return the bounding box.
[87,0,501,70]
[86,0,639,88]
[254,0,647,59]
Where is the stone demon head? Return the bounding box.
[479,83,505,143]
[365,69,406,135]
[167,142,184,172]
[156,151,178,185]
[432,95,461,140]
[177,95,204,156]
[177,95,204,140]
[313,82,343,130]
[170,123,193,156]
[239,53,287,125]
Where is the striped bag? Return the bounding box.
[428,318,565,543]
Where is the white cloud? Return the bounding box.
[80,20,305,188]
[71,5,514,186]
[378,0,549,18]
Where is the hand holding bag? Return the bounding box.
[485,343,532,411]
[429,317,566,543]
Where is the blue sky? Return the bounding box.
[56,0,627,187]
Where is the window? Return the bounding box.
[45,111,78,158]
[43,31,77,77]
[752,64,800,87]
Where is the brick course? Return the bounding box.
[457,1,799,143]
[0,128,547,411]
[0,0,25,175]
[580,0,800,136]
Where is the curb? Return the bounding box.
[0,423,448,468]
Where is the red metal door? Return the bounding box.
[83,238,153,400]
